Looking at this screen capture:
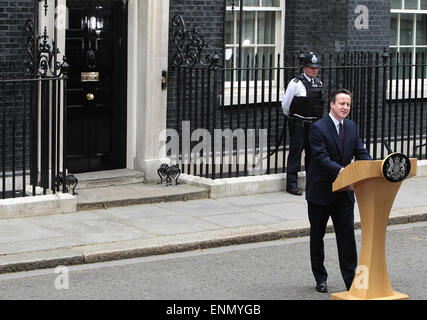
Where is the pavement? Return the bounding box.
[0,175,426,274]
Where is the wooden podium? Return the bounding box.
[330,156,417,300]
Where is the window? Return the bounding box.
[390,1,427,99]
[225,0,284,82]
[390,0,427,78]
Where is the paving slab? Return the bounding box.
[199,211,282,228]
[0,219,60,244]
[154,199,249,217]
[26,211,154,245]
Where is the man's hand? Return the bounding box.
[339,168,344,174]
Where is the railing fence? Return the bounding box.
[0,62,68,199]
[170,50,427,179]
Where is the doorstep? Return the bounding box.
[0,169,210,218]
[73,169,210,211]
[75,183,210,211]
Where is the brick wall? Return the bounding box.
[0,0,35,65]
[284,0,348,56]
[346,0,391,52]
[0,0,35,173]
[284,0,390,56]
[167,0,225,131]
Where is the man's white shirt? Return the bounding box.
[281,73,314,116]
[329,113,344,136]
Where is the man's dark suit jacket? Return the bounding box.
[306,114,372,206]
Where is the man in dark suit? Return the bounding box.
[306,89,372,293]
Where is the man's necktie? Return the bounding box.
[339,123,344,147]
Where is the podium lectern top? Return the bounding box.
[333,158,417,192]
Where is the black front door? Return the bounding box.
[65,0,127,173]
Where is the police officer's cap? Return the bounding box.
[303,52,320,68]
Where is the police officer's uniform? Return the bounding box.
[281,53,324,195]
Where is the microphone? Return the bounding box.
[415,142,426,150]
[383,139,393,155]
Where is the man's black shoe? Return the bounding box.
[315,282,328,293]
[286,186,302,196]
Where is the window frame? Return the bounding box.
[224,0,285,93]
[224,0,286,106]
[389,1,427,99]
[390,1,427,65]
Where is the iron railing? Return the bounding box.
[170,50,427,179]
[0,63,69,199]
[0,0,73,199]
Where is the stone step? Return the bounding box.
[70,168,210,211]
[73,169,145,190]
[75,183,210,211]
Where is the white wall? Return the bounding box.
[130,0,171,181]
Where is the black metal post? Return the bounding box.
[394,52,400,152]
[244,54,250,176]
[388,52,393,148]
[228,55,234,178]
[12,71,17,197]
[260,55,265,174]
[401,53,406,153]
[422,52,426,158]
[253,54,258,175]
[366,53,372,154]
[1,74,5,199]
[206,67,211,178]
[373,52,379,159]
[177,66,182,169]
[414,52,419,159]
[220,66,225,179]
[181,67,187,173]
[275,53,280,174]
[267,54,273,174]
[62,70,68,193]
[407,54,412,156]
[381,49,388,159]
[212,65,218,179]
[41,79,49,194]
[22,79,27,196]
[194,68,199,176]
[188,68,193,175]
[202,68,207,177]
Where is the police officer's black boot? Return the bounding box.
[286,186,302,196]
[286,173,302,196]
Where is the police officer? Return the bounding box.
[281,52,324,195]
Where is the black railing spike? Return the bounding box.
[298,48,305,66]
[382,47,389,64]
[60,55,70,78]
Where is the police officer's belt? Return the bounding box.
[291,114,318,124]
